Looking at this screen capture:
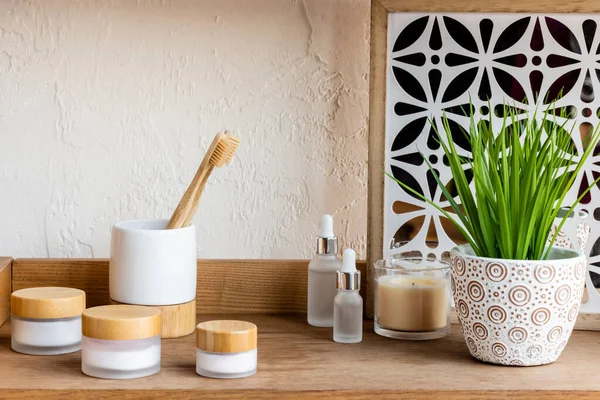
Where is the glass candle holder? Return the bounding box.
[374,255,450,340]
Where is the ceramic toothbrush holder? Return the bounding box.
[109,219,197,306]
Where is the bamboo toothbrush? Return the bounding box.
[181,131,240,227]
[167,132,235,229]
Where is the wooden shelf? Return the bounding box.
[0,313,599,398]
[9,259,366,314]
[2,258,599,397]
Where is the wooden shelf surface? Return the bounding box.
[1,314,600,398]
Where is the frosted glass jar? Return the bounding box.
[11,287,86,355]
[196,320,257,379]
[82,305,162,379]
[82,335,161,379]
[109,219,197,306]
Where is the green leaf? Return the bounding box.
[385,99,600,260]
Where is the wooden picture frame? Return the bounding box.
[367,0,600,329]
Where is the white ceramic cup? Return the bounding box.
[109,219,197,306]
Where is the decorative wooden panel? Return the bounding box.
[382,13,600,313]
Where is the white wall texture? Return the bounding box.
[0,0,369,259]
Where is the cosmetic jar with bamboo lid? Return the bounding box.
[82,305,161,379]
[11,287,86,355]
[196,320,258,379]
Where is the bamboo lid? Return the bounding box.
[196,320,257,353]
[83,305,161,341]
[11,287,86,319]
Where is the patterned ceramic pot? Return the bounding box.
[450,245,586,366]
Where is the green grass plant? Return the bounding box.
[386,105,600,260]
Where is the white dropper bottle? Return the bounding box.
[333,248,363,343]
[307,215,342,327]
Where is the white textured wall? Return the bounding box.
[0,0,369,259]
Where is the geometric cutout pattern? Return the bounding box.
[385,13,600,312]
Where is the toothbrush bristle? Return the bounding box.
[225,136,240,164]
[209,138,229,167]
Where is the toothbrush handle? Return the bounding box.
[182,164,214,227]
[168,133,226,229]
[167,161,211,229]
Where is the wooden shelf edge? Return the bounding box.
[0,389,595,399]
[0,257,11,328]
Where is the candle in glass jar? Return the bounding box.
[376,275,449,332]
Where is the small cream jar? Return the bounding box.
[11,287,86,355]
[196,320,258,379]
[82,305,162,380]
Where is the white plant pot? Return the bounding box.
[109,219,197,306]
[450,244,586,366]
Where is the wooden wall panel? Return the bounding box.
[12,259,366,314]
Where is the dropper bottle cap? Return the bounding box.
[337,249,360,290]
[316,214,338,255]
